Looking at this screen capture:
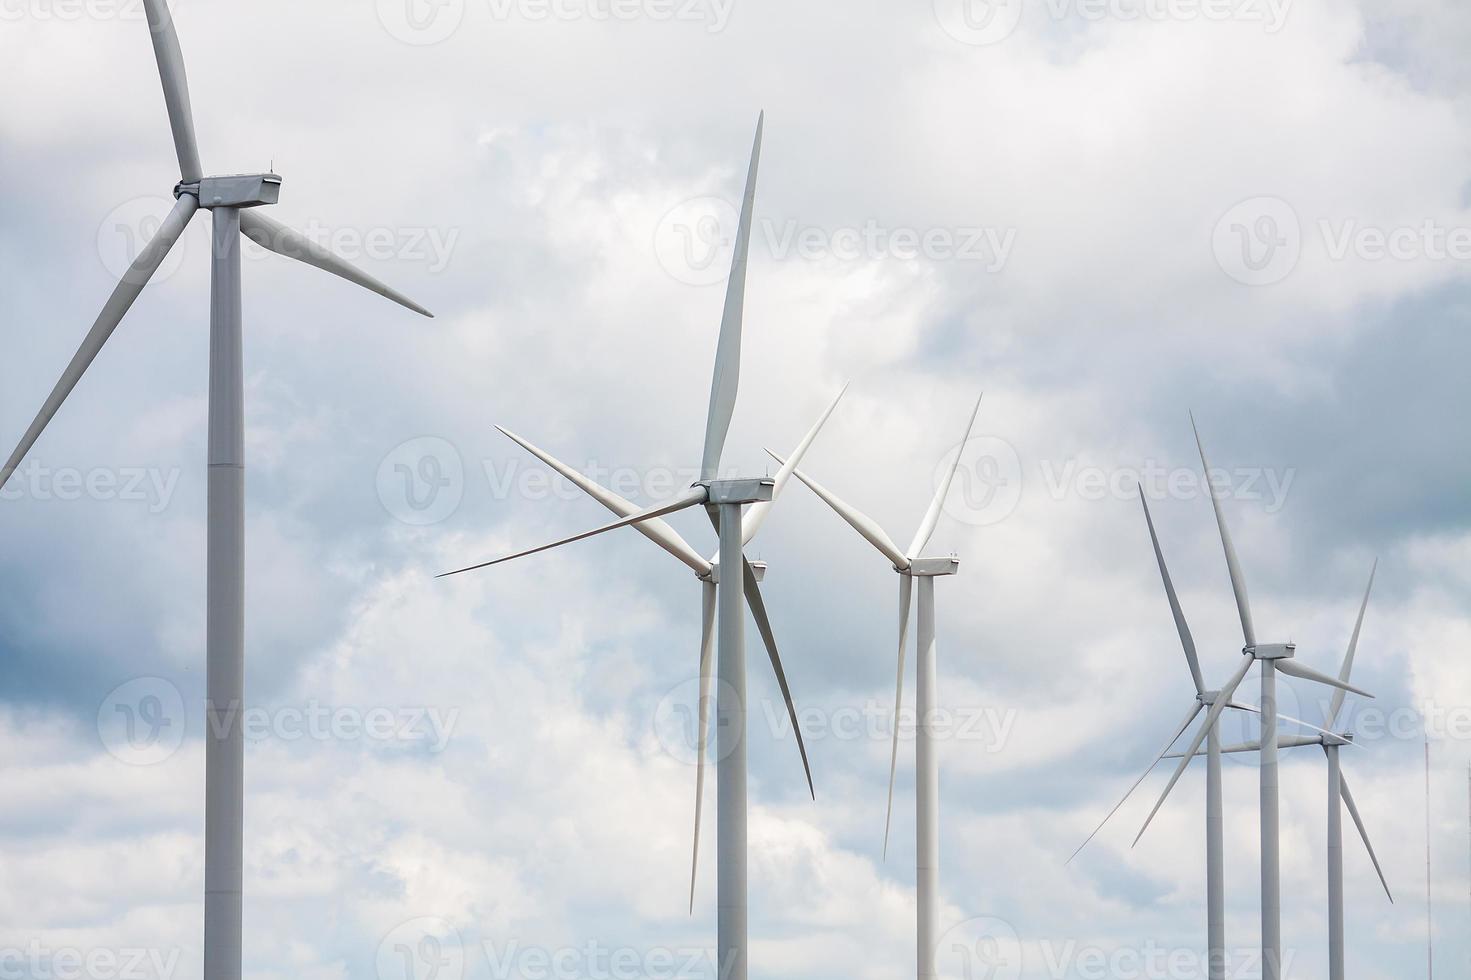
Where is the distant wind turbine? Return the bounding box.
[1129,418,1376,980]
[771,393,984,980]
[0,4,431,978]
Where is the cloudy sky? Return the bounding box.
[1,0,1469,977]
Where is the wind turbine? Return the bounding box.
[439,115,794,980]
[769,394,983,980]
[489,377,847,910]
[1132,418,1377,980]
[0,3,431,978]
[1068,489,1274,980]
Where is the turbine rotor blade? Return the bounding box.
[883,573,914,860]
[741,381,848,546]
[1191,414,1256,647]
[690,579,717,913]
[437,486,708,578]
[699,113,763,482]
[1340,773,1394,903]
[768,452,908,569]
[1226,702,1347,743]
[142,0,202,181]
[1068,698,1204,864]
[1,193,198,493]
[1329,560,1377,728]
[906,394,984,560]
[1277,659,1375,700]
[1135,656,1255,847]
[496,426,710,576]
[1139,490,1205,696]
[238,211,433,318]
[743,559,814,800]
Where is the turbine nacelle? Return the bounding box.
[904,557,961,578]
[178,173,283,209]
[1250,642,1296,661]
[701,477,775,505]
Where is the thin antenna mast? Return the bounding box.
[1425,737,1433,980]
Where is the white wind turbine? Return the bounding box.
[1190,563,1393,980]
[439,115,800,980]
[0,4,431,979]
[770,394,984,980]
[1071,490,1365,980]
[488,377,847,910]
[1131,418,1377,980]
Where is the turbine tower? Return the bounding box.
[1133,418,1376,980]
[0,3,432,978]
[440,115,799,980]
[771,393,984,980]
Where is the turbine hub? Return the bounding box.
[176,173,282,210]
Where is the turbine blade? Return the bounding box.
[238,211,433,318]
[1135,656,1255,847]
[1139,490,1205,696]
[1166,730,1326,759]
[690,579,717,913]
[437,485,708,578]
[741,381,848,546]
[699,113,763,482]
[883,573,914,860]
[1191,414,1256,647]
[1226,702,1346,743]
[0,194,198,493]
[768,452,908,569]
[1329,560,1377,728]
[142,0,202,181]
[906,394,984,560]
[1068,699,1204,864]
[1277,659,1375,701]
[744,559,814,799]
[496,426,710,576]
[1341,774,1394,903]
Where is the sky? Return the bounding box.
[0,0,1469,977]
